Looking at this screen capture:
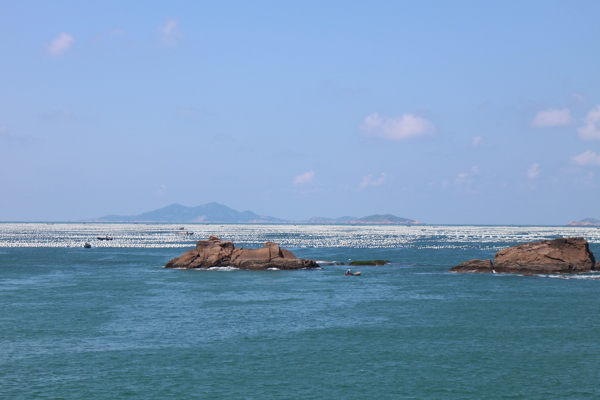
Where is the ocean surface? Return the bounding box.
[2,223,600,399]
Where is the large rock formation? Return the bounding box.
[451,237,598,274]
[165,235,320,270]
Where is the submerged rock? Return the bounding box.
[165,235,319,270]
[451,237,597,274]
[348,260,389,266]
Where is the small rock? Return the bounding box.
[450,259,494,273]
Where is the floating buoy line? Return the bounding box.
[0,223,598,248]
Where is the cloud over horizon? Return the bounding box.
[471,135,484,148]
[293,171,315,185]
[578,105,600,141]
[527,163,541,179]
[453,166,480,185]
[531,108,572,128]
[159,18,183,45]
[360,113,435,140]
[572,150,600,166]
[46,32,74,57]
[359,173,388,190]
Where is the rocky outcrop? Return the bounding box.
[450,237,597,274]
[165,235,319,270]
[450,259,494,273]
[493,237,596,273]
[349,260,390,266]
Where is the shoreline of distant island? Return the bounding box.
[85,202,424,225]
[567,218,600,227]
[80,202,599,227]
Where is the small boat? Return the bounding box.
[97,236,113,241]
[345,271,361,276]
[83,242,92,248]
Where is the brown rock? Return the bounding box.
[165,235,235,269]
[264,241,283,259]
[230,241,283,262]
[281,248,297,259]
[233,257,319,270]
[450,237,597,274]
[494,237,595,274]
[231,247,270,261]
[449,259,494,273]
[165,236,319,270]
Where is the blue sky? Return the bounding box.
[1,1,599,224]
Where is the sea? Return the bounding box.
[2,223,600,399]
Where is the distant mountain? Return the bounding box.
[333,216,359,223]
[567,218,600,226]
[90,203,422,224]
[351,214,422,224]
[303,214,421,225]
[91,202,287,223]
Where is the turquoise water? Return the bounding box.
[2,225,600,399]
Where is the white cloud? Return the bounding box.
[359,173,388,190]
[471,135,484,148]
[360,113,435,140]
[46,32,74,57]
[159,18,183,45]
[531,108,572,127]
[527,163,540,179]
[454,172,469,185]
[454,166,480,185]
[293,171,315,185]
[572,150,600,166]
[156,185,167,196]
[578,105,600,141]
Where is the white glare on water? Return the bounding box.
[0,223,599,248]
